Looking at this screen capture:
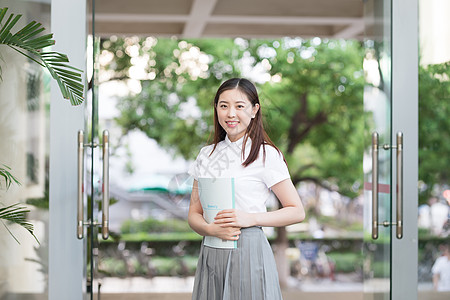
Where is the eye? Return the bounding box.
[219,104,227,109]
[237,104,245,109]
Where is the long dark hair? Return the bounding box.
[210,78,282,167]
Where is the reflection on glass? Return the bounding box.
[0,1,51,298]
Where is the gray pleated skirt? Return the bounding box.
[192,227,283,300]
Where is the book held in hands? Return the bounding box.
[198,177,237,249]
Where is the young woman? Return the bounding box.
[188,78,305,299]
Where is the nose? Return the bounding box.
[227,107,236,118]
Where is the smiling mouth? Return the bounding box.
[226,121,239,127]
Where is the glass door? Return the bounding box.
[363,0,418,299]
[363,1,392,299]
[418,1,450,299]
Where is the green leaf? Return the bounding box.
[0,7,8,23]
[0,7,84,105]
[0,203,39,244]
[15,21,44,40]
[0,13,21,42]
[8,45,46,68]
[51,66,83,77]
[0,164,20,190]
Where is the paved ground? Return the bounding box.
[99,275,365,293]
[100,276,195,293]
[99,275,435,293]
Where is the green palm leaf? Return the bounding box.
[0,164,20,190]
[0,203,39,244]
[0,7,84,105]
[1,164,39,244]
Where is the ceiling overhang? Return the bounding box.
[89,0,364,39]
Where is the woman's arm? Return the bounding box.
[188,180,241,240]
[214,178,305,228]
[432,273,439,290]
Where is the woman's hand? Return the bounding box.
[208,223,241,240]
[214,209,255,228]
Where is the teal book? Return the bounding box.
[198,178,237,249]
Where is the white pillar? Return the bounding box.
[49,0,86,299]
[391,0,418,299]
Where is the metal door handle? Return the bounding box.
[77,130,111,240]
[77,130,84,239]
[372,132,379,239]
[101,130,110,240]
[396,132,403,239]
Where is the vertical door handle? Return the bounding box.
[372,132,379,239]
[77,130,84,239]
[396,132,403,239]
[101,130,110,240]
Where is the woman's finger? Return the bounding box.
[218,209,235,214]
[216,209,235,217]
[215,212,235,219]
[229,229,241,240]
[214,215,235,221]
[214,218,236,225]
[219,222,236,228]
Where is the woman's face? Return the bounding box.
[216,88,259,142]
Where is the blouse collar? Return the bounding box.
[224,134,251,150]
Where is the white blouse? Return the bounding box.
[188,135,290,213]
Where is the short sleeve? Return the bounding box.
[188,150,201,181]
[188,159,199,181]
[188,146,210,181]
[262,146,290,188]
[432,257,443,274]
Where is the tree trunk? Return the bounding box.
[273,225,289,289]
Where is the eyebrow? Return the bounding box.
[218,100,246,104]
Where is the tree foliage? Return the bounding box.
[418,61,450,204]
[246,39,365,197]
[101,37,365,197]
